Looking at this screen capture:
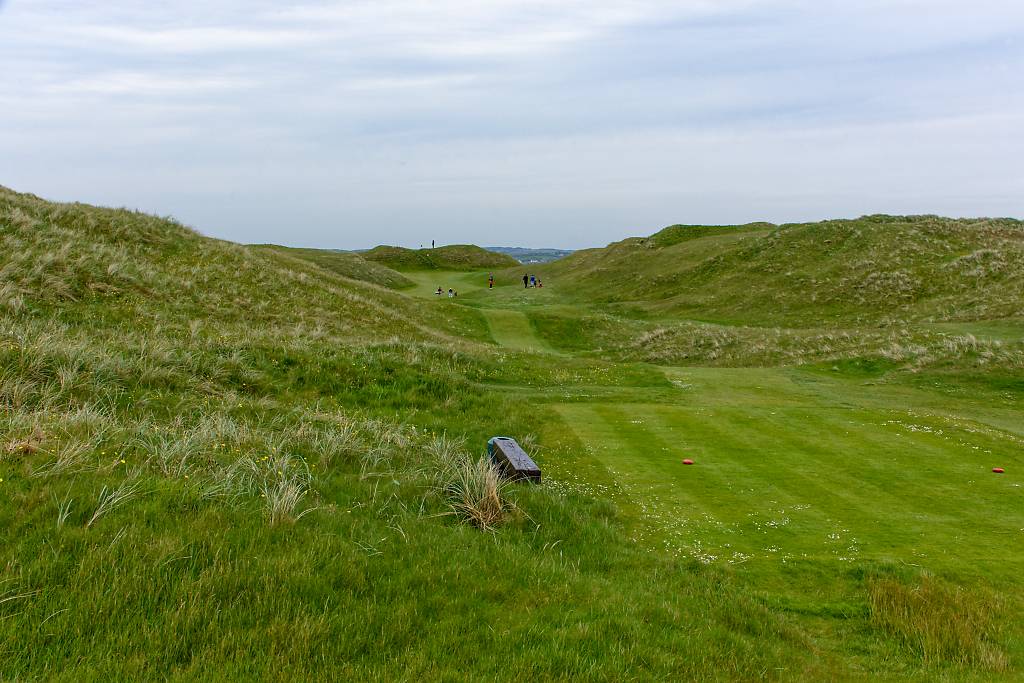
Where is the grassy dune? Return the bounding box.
[1,186,1022,680]
[363,244,519,271]
[537,216,1024,325]
[250,244,415,290]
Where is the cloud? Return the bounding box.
[62,24,318,53]
[42,71,254,96]
[0,0,1021,248]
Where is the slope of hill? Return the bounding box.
[0,189,482,344]
[533,222,772,311]
[363,244,519,271]
[250,244,414,289]
[538,216,1024,326]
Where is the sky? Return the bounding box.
[1,1,1022,249]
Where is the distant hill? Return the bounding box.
[250,244,414,289]
[362,244,519,271]
[539,216,1024,325]
[485,247,574,264]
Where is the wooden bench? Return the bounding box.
[487,437,541,483]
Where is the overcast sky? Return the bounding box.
[1,1,1022,249]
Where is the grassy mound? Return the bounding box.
[363,244,520,271]
[539,216,1024,326]
[0,188,481,343]
[250,244,414,290]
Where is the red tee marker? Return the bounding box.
[682,459,694,465]
[992,467,1005,474]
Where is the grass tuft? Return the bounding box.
[86,476,143,528]
[53,490,74,529]
[261,477,314,525]
[442,456,513,531]
[32,440,92,478]
[4,423,44,457]
[232,452,315,524]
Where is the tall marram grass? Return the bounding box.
[422,433,517,530]
[442,456,513,531]
[868,574,1008,670]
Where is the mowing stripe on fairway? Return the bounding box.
[552,396,1024,574]
[480,308,559,354]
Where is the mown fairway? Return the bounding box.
[553,369,1023,579]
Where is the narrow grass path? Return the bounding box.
[479,308,558,354]
[401,269,562,353]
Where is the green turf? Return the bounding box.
[551,367,1023,581]
[398,271,558,353]
[480,308,557,353]
[925,319,1024,342]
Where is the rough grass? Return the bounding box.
[869,574,1008,670]
[526,307,1024,373]
[250,243,415,290]
[442,456,514,530]
[534,214,1024,326]
[0,187,487,345]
